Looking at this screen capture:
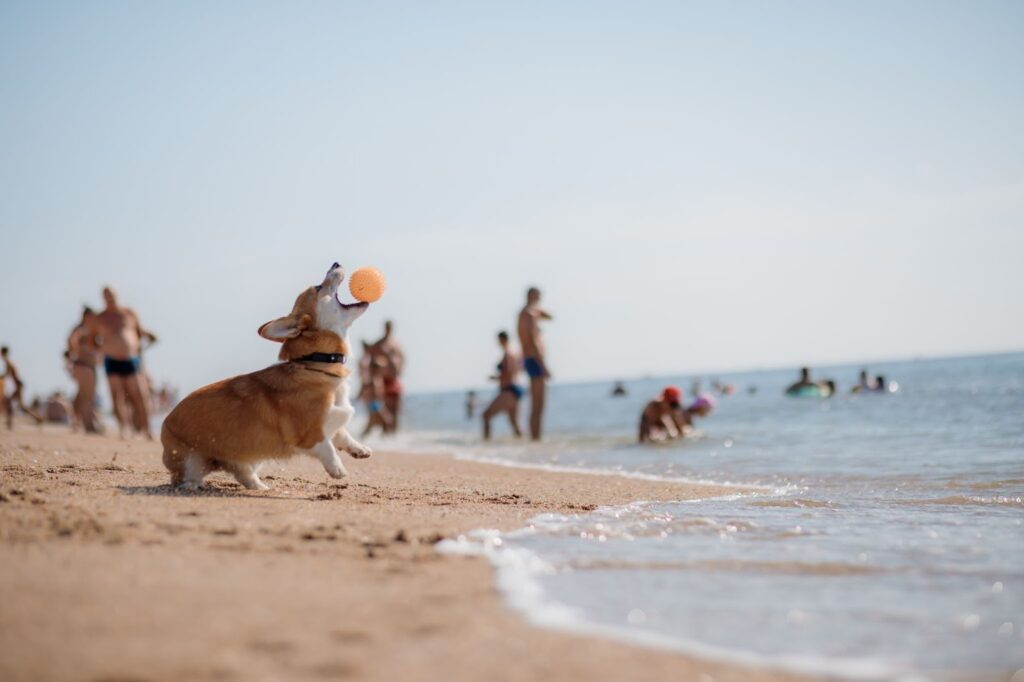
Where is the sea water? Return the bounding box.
[367,353,1024,679]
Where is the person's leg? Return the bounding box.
[123,374,152,438]
[2,393,11,430]
[71,367,88,432]
[81,368,100,433]
[482,392,513,440]
[529,376,545,441]
[13,391,43,424]
[386,394,401,433]
[361,409,375,437]
[106,374,130,437]
[506,397,523,438]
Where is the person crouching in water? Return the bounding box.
[638,386,690,443]
[483,331,523,440]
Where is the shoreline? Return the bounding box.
[0,426,807,682]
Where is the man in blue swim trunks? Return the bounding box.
[90,286,158,438]
[482,331,523,440]
[517,287,553,441]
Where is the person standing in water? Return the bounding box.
[517,286,553,441]
[638,386,689,443]
[1,346,44,429]
[66,307,104,433]
[89,286,157,438]
[482,331,523,440]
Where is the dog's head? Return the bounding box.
[257,262,369,353]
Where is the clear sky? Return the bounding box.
[2,1,1022,397]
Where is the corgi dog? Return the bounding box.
[161,263,371,490]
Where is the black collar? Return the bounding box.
[293,352,346,365]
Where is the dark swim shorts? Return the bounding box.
[104,356,141,376]
[523,357,545,379]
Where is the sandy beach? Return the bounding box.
[0,424,810,682]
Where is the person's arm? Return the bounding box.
[66,327,80,359]
[130,309,157,347]
[660,412,681,439]
[669,409,690,436]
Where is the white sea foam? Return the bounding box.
[437,510,924,682]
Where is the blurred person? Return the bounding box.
[611,381,627,397]
[66,306,104,433]
[482,331,523,440]
[638,386,688,443]
[852,368,877,393]
[688,392,716,417]
[786,367,835,397]
[465,390,477,419]
[43,391,73,424]
[1,346,44,429]
[89,286,157,438]
[368,320,404,433]
[785,367,816,395]
[358,341,393,437]
[517,287,553,441]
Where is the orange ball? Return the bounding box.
[349,267,386,303]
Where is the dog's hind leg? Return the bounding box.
[161,426,193,487]
[221,461,270,491]
[162,447,187,487]
[180,453,215,490]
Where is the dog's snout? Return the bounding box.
[331,262,340,270]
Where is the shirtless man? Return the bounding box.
[66,307,104,433]
[482,331,523,440]
[1,346,44,429]
[368,320,404,433]
[88,286,157,438]
[638,386,689,443]
[517,287,553,441]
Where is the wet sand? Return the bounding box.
[0,425,807,682]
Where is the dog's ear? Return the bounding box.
[258,314,305,342]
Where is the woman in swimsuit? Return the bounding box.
[482,331,523,440]
[67,307,104,434]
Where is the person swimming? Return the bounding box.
[786,367,835,397]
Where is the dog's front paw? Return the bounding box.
[347,443,372,459]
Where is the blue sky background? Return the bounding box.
[1,1,1022,396]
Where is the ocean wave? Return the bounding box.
[902,495,1024,508]
[437,525,920,682]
